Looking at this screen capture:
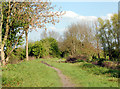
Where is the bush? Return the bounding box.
[103,69,119,78]
[92,61,98,65]
[46,37,61,57]
[81,63,96,68]
[65,56,77,63]
[97,58,105,66]
[8,47,25,64]
[28,37,61,58]
[77,59,84,62]
[116,65,120,69]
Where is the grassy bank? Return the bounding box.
[44,58,118,87]
[2,59,62,87]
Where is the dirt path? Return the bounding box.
[41,61,75,87]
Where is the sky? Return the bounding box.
[28,2,118,42]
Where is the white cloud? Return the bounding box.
[63,11,97,22]
[100,13,114,20]
[63,11,79,18]
[28,11,115,42]
[62,11,115,25]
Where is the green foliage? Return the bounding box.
[77,59,84,62]
[46,37,61,57]
[97,58,105,66]
[8,47,25,64]
[28,37,61,58]
[81,63,96,68]
[97,14,120,61]
[2,2,25,61]
[32,41,44,58]
[28,41,48,58]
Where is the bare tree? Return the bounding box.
[60,21,97,57]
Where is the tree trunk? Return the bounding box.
[25,30,28,61]
[1,47,5,65]
[0,3,4,65]
[108,47,112,60]
[73,41,76,55]
[1,1,10,65]
[5,57,9,63]
[97,39,100,59]
[103,48,106,60]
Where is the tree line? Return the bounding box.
[7,13,120,64]
[0,1,119,65]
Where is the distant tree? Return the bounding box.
[97,14,120,61]
[41,30,60,41]
[28,37,60,58]
[94,21,101,59]
[60,22,97,57]
[47,37,61,57]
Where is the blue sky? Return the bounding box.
[28,2,118,42]
[53,2,117,16]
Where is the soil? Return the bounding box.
[41,61,75,87]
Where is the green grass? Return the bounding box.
[2,59,62,87]
[2,58,118,87]
[79,63,119,78]
[44,58,118,87]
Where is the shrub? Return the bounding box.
[28,37,61,58]
[77,59,84,62]
[97,58,105,66]
[8,47,25,64]
[92,61,98,65]
[81,63,96,68]
[103,69,119,78]
[46,37,61,57]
